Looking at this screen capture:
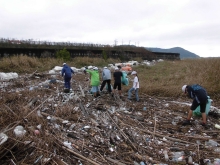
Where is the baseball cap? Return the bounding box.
[182,85,187,93]
[93,67,98,70]
[131,71,137,75]
[63,63,66,66]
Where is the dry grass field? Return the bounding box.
[1,55,219,100]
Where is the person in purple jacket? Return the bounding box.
[61,63,74,89]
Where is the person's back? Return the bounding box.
[62,64,73,78]
[182,84,209,127]
[61,63,74,90]
[113,70,122,83]
[102,68,111,80]
[86,69,100,86]
[86,67,100,97]
[187,84,208,102]
[113,68,123,97]
[100,67,112,94]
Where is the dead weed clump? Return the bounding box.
[0,55,120,73]
[135,58,220,100]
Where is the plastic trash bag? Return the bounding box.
[121,71,129,86]
[105,84,113,91]
[193,96,212,116]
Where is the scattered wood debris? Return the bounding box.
[0,71,220,165]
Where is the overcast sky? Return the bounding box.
[0,0,220,57]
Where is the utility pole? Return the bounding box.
[114,39,118,46]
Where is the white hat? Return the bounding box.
[182,85,187,92]
[115,67,119,70]
[93,67,98,70]
[104,66,107,69]
[131,71,137,75]
[63,63,66,66]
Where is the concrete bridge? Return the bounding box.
[0,38,180,61]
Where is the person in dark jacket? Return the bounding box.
[61,63,74,89]
[113,67,123,97]
[182,84,208,127]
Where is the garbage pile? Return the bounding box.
[0,68,220,165]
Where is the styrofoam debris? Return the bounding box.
[0,133,8,145]
[14,125,26,137]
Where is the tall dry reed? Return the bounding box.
[134,58,220,99]
[0,55,219,99]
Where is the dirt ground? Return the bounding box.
[0,71,220,165]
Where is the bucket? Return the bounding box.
[193,96,212,116]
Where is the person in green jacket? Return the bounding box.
[85,67,100,98]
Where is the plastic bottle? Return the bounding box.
[0,133,8,145]
[215,124,220,129]
[172,151,184,162]
[140,161,145,165]
[214,147,220,153]
[214,158,220,165]
[143,102,147,110]
[188,156,193,164]
[208,139,218,147]
[134,161,139,165]
[163,150,169,161]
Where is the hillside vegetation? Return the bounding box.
[146,47,200,59]
[0,55,219,99]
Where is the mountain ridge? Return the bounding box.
[145,47,200,59]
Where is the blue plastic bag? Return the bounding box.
[193,96,212,116]
[121,71,129,86]
[105,84,113,91]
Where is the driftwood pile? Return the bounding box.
[0,71,220,165]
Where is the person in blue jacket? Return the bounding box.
[182,84,208,127]
[100,66,112,94]
[61,63,74,89]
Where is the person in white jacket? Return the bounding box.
[128,71,139,101]
[100,67,112,94]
